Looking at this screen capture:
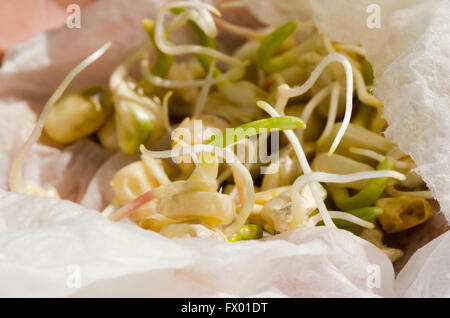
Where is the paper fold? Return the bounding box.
[0,0,448,297]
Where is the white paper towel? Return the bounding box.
[0,0,449,297]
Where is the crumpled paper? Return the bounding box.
[249,0,450,222]
[0,191,396,297]
[0,0,449,297]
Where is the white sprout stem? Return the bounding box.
[385,185,433,199]
[350,147,385,161]
[349,147,414,169]
[110,41,149,91]
[292,170,405,194]
[274,84,290,113]
[140,144,255,237]
[102,203,116,219]
[307,211,374,229]
[298,84,332,141]
[230,186,239,201]
[387,147,409,161]
[172,137,200,167]
[166,4,217,37]
[140,58,242,88]
[221,0,263,8]
[276,53,354,156]
[166,11,191,34]
[162,91,173,133]
[256,100,336,228]
[321,34,335,53]
[297,52,325,65]
[340,52,362,71]
[252,203,264,213]
[352,65,382,109]
[213,17,269,39]
[110,42,161,115]
[167,1,218,38]
[193,59,216,116]
[290,170,405,225]
[192,0,218,38]
[318,82,340,143]
[281,54,350,98]
[155,1,242,68]
[141,156,171,186]
[335,43,367,56]
[9,42,111,193]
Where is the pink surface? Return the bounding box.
[0,0,96,50]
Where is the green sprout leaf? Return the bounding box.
[256,20,319,74]
[142,19,174,78]
[362,60,374,86]
[256,21,297,73]
[328,156,396,211]
[207,116,305,148]
[171,8,220,76]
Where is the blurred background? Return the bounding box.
[0,0,97,63]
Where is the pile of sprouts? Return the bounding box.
[9,0,434,261]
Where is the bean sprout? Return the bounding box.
[274,53,353,156]
[9,42,111,193]
[349,147,414,169]
[140,144,255,237]
[193,59,216,116]
[290,170,405,225]
[256,100,335,228]
[318,82,340,143]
